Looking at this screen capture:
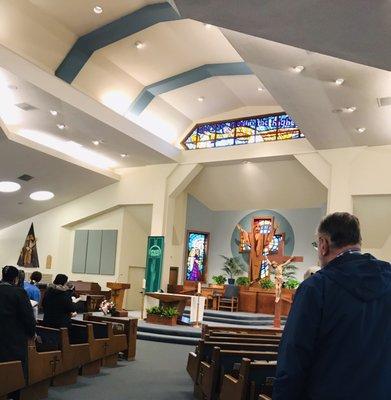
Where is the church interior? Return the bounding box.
[0,1,390,399]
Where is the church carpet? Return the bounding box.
[48,340,194,400]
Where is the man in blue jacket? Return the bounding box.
[273,212,391,399]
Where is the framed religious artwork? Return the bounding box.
[184,231,210,283]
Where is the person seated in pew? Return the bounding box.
[0,266,36,399]
[274,212,391,400]
[17,269,25,288]
[42,274,77,329]
[23,271,42,319]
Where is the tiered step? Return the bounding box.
[137,310,286,344]
[137,322,201,345]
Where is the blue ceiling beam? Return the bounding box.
[55,2,180,83]
[128,62,253,116]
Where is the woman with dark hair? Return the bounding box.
[17,269,25,288]
[42,274,76,328]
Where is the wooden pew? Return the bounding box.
[208,331,282,340]
[83,313,137,361]
[205,334,280,346]
[259,395,272,400]
[0,361,25,400]
[19,339,63,400]
[220,358,277,400]
[36,325,90,386]
[69,323,107,375]
[72,319,127,366]
[188,339,279,399]
[199,347,278,400]
[203,325,282,337]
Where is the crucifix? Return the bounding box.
[236,216,303,327]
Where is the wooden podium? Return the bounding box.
[107,282,130,316]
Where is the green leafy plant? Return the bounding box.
[146,306,162,315]
[260,278,275,289]
[236,276,251,286]
[212,275,227,285]
[146,306,179,318]
[221,255,246,279]
[161,307,179,318]
[285,278,300,289]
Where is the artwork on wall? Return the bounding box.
[17,223,39,268]
[185,231,209,282]
[145,236,164,292]
[232,210,296,280]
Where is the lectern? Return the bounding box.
[107,282,130,316]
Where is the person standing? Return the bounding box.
[24,271,42,319]
[0,265,36,394]
[42,274,76,329]
[273,212,391,400]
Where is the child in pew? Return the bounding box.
[23,271,42,319]
[42,274,77,329]
[0,266,36,400]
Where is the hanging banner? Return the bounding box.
[145,236,164,292]
[17,223,39,268]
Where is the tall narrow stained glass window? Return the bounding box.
[185,231,209,282]
[182,112,304,150]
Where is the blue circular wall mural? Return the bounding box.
[230,210,295,272]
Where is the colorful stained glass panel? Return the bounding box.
[185,232,209,282]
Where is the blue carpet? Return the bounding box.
[48,340,194,400]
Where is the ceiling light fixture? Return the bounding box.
[92,140,100,146]
[135,41,145,49]
[335,78,344,86]
[292,65,305,73]
[356,127,366,133]
[197,96,205,102]
[29,191,54,201]
[93,6,103,14]
[204,23,212,29]
[347,106,357,112]
[0,181,21,193]
[120,153,129,158]
[257,87,264,92]
[50,110,58,116]
[56,123,66,130]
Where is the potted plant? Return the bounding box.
[236,276,250,286]
[100,300,117,316]
[285,278,300,290]
[260,278,275,290]
[211,275,227,288]
[221,255,245,284]
[146,306,179,326]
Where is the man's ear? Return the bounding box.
[320,237,330,257]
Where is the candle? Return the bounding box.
[142,278,146,290]
[197,281,201,294]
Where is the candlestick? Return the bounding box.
[197,281,201,294]
[142,278,146,290]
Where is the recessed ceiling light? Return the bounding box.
[292,65,305,73]
[204,23,212,29]
[0,181,21,193]
[56,124,66,130]
[197,96,205,102]
[120,153,129,158]
[135,41,145,49]
[50,110,58,116]
[356,127,366,133]
[347,106,357,112]
[92,140,100,146]
[93,6,103,14]
[335,78,344,86]
[29,191,54,201]
[257,87,264,92]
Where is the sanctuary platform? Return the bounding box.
[136,308,286,345]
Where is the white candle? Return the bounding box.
[197,281,201,294]
[142,278,146,289]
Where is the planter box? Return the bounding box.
[209,284,225,290]
[146,314,177,326]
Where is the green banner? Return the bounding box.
[145,236,164,292]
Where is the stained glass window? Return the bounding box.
[185,231,209,282]
[182,112,304,150]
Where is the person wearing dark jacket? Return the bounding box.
[0,265,36,388]
[273,212,391,400]
[42,274,76,329]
